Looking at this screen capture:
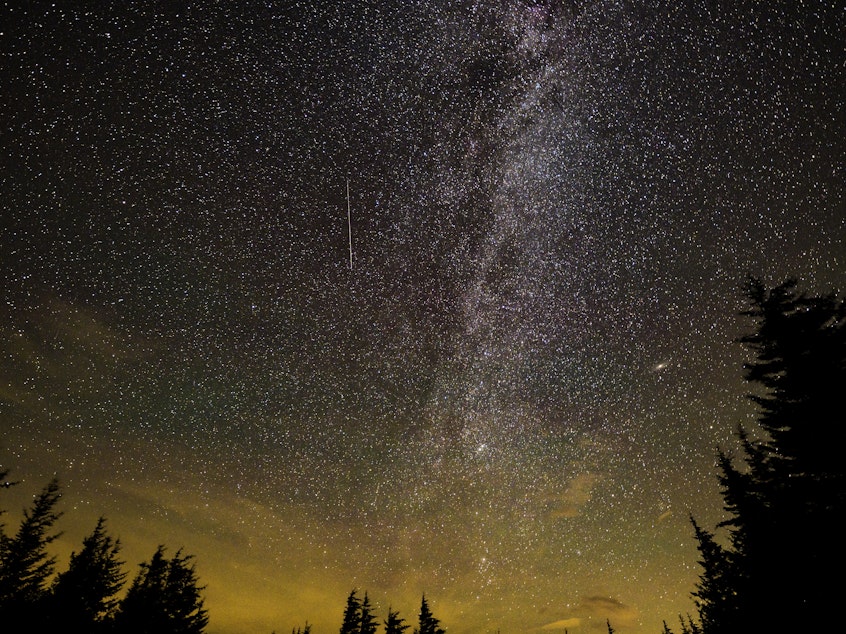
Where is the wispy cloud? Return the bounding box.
[546,472,603,518]
[541,595,639,631]
[542,617,581,630]
[1,295,139,418]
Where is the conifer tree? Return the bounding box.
[678,615,701,634]
[113,545,169,632]
[414,595,444,634]
[113,545,208,633]
[662,614,701,634]
[689,517,735,631]
[164,548,208,633]
[359,591,378,634]
[339,589,362,634]
[385,607,410,634]
[48,517,125,630]
[0,478,62,626]
[686,280,846,632]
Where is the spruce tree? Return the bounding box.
[687,280,846,632]
[339,589,362,634]
[359,591,378,634]
[48,517,125,630]
[735,280,843,629]
[113,545,208,633]
[0,477,62,627]
[385,607,410,634]
[740,279,846,488]
[114,546,169,633]
[688,518,736,632]
[164,549,209,633]
[415,595,444,634]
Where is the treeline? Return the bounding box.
[663,280,846,633]
[0,470,453,634]
[304,589,445,634]
[0,474,207,633]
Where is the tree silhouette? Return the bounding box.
[740,280,846,485]
[359,591,378,634]
[414,595,445,634]
[679,615,701,634]
[681,280,846,632]
[113,545,208,634]
[688,515,737,631]
[0,471,211,634]
[339,589,362,634]
[48,517,125,630]
[385,607,410,634]
[0,477,62,627]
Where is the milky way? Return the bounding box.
[2,2,843,632]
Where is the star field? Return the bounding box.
[1,2,844,632]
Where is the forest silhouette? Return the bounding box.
[663,279,845,634]
[1,279,843,633]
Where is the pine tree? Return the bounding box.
[48,517,125,630]
[113,545,208,633]
[339,589,362,634]
[0,478,62,627]
[385,607,410,634]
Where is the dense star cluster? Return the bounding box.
[2,1,843,632]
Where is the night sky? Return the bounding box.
[1,2,843,633]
